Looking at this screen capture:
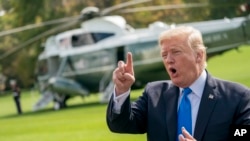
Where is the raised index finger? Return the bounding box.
[126,52,134,74]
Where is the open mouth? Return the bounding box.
[169,67,177,74]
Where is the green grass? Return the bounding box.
[0,45,250,141]
[207,45,250,87]
[0,89,145,141]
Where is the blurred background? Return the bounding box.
[0,0,250,141]
[0,0,248,90]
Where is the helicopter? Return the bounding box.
[1,0,250,110]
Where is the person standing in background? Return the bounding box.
[10,79,22,115]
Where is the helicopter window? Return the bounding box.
[127,41,159,60]
[92,33,114,42]
[72,33,94,47]
[71,32,114,47]
[59,38,70,49]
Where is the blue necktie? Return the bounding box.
[177,87,192,139]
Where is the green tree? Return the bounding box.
[0,0,84,88]
[1,0,243,89]
[208,0,247,19]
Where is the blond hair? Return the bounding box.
[159,26,207,69]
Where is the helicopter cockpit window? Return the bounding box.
[71,32,114,47]
[72,33,94,47]
[92,33,114,42]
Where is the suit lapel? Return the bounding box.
[164,84,179,141]
[194,73,218,141]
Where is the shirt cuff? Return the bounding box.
[112,88,130,114]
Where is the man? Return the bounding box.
[106,26,250,141]
[10,79,22,115]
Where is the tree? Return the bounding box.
[1,0,242,89]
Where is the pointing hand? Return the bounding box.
[113,52,135,96]
[178,127,197,141]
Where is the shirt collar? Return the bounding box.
[189,70,207,98]
[179,70,207,98]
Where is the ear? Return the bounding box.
[196,50,203,63]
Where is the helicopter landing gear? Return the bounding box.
[53,94,70,110]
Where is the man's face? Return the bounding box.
[160,35,202,88]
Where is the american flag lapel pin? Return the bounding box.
[208,94,214,99]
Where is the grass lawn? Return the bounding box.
[0,89,146,141]
[206,45,250,87]
[0,45,249,141]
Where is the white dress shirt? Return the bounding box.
[112,89,130,113]
[178,70,207,135]
[113,70,207,135]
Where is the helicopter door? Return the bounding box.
[48,56,60,76]
[100,46,125,102]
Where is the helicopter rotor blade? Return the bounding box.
[0,15,80,37]
[119,3,208,13]
[0,0,152,37]
[100,0,152,16]
[0,20,79,62]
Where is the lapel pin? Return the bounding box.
[208,94,214,99]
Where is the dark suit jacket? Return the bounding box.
[106,73,250,141]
